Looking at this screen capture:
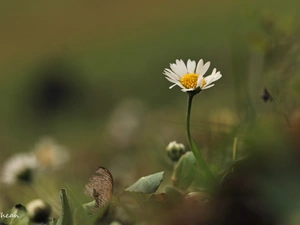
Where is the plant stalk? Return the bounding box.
[186,93,216,183]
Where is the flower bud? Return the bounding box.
[26,199,52,223]
[166,141,187,162]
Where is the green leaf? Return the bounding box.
[125,171,164,194]
[190,140,217,186]
[82,200,98,215]
[49,218,57,225]
[77,201,112,225]
[172,152,199,191]
[56,189,73,225]
[2,204,28,225]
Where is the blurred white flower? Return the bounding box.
[33,137,69,170]
[163,59,222,92]
[1,153,38,185]
[106,98,145,149]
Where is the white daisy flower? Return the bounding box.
[1,153,38,185]
[163,59,222,92]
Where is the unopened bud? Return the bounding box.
[166,141,187,162]
[26,199,51,223]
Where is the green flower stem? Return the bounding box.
[186,92,216,183]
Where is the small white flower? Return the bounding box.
[163,59,222,92]
[1,153,38,185]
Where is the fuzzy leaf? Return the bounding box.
[172,152,198,190]
[2,204,28,225]
[79,200,112,225]
[49,218,57,225]
[56,189,73,225]
[125,171,164,194]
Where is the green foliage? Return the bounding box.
[2,5,300,225]
[56,189,73,225]
[172,152,204,191]
[0,204,28,225]
[82,200,98,215]
[77,201,113,225]
[125,171,165,194]
[49,218,57,225]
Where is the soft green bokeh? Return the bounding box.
[0,0,300,220]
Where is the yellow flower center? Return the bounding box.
[180,74,199,89]
[180,74,207,89]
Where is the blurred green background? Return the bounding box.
[1,0,300,214]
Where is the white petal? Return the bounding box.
[198,61,210,76]
[181,88,189,92]
[177,59,188,74]
[202,84,215,90]
[164,69,180,80]
[196,76,203,88]
[176,81,186,89]
[169,83,177,89]
[186,88,195,91]
[170,60,187,76]
[187,59,196,74]
[166,77,185,89]
[170,63,182,76]
[211,68,217,75]
[204,69,220,84]
[175,59,181,65]
[196,59,204,74]
[210,73,222,83]
[165,76,177,83]
[203,74,215,85]
[206,71,222,84]
[182,87,195,92]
